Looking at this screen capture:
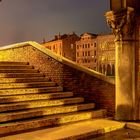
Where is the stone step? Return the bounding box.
[0,92,73,103]
[0,77,50,83]
[0,69,39,73]
[0,97,84,112]
[0,82,56,89]
[0,73,44,78]
[0,109,106,135]
[0,86,63,95]
[0,62,29,65]
[0,65,33,69]
[0,103,95,122]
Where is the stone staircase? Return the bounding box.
[0,61,106,135]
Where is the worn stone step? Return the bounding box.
[0,82,56,89]
[0,65,33,69]
[0,109,106,135]
[0,73,44,78]
[0,86,63,95]
[0,62,29,65]
[0,103,95,122]
[0,77,50,83]
[0,69,39,73]
[0,92,73,103]
[0,97,84,112]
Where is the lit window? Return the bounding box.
[71,44,74,49]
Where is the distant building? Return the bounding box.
[75,33,98,70]
[42,32,115,75]
[42,32,79,61]
[96,34,115,76]
[75,33,115,75]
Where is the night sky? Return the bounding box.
[0,0,110,46]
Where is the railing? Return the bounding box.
[0,41,115,85]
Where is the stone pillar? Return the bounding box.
[105,7,140,120]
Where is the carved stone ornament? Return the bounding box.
[105,7,135,41]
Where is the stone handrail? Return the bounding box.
[0,41,115,85]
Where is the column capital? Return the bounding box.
[105,7,135,41]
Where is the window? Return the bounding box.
[85,44,87,48]
[88,51,90,56]
[94,51,96,56]
[53,45,55,50]
[77,45,79,49]
[85,51,87,56]
[77,52,79,57]
[94,43,96,47]
[88,44,90,48]
[71,44,74,49]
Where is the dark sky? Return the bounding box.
[0,0,110,46]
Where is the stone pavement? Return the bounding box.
[0,119,125,140]
[90,128,140,140]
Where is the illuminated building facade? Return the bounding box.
[75,33,115,75]
[96,34,115,76]
[42,32,116,75]
[42,32,79,61]
[75,33,97,70]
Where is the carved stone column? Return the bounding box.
[105,7,140,120]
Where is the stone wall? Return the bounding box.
[0,45,115,116]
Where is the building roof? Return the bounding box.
[46,32,79,43]
[80,32,98,37]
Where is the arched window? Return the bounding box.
[107,64,112,76]
[99,65,102,73]
[103,65,106,74]
[112,64,115,76]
